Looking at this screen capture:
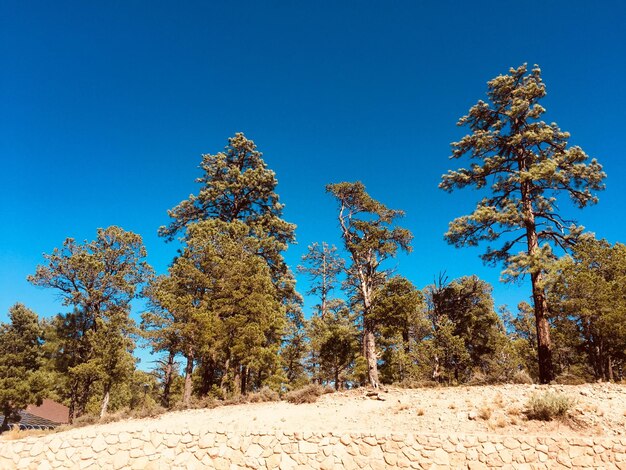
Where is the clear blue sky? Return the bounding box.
[1,1,625,365]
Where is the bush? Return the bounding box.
[394,379,440,389]
[478,406,492,420]
[525,392,574,421]
[467,370,490,386]
[129,403,167,419]
[553,372,588,385]
[171,396,218,411]
[248,387,280,403]
[71,414,99,427]
[0,425,52,440]
[511,369,534,385]
[284,384,326,404]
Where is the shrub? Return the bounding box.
[248,387,280,403]
[394,379,440,389]
[72,414,99,427]
[129,403,167,419]
[478,406,492,420]
[1,425,52,440]
[511,369,534,384]
[525,392,574,421]
[284,384,325,404]
[553,372,588,385]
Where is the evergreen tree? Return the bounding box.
[548,235,626,381]
[141,276,181,407]
[158,133,297,392]
[317,303,359,390]
[372,276,428,383]
[422,275,509,383]
[297,243,345,383]
[502,302,539,380]
[327,182,412,388]
[297,243,345,320]
[150,220,286,404]
[28,226,152,420]
[440,64,605,383]
[0,304,47,432]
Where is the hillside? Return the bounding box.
[7,383,623,439]
[3,383,626,469]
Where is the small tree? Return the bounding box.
[0,304,47,432]
[297,242,345,383]
[372,276,428,383]
[440,64,605,383]
[327,182,412,388]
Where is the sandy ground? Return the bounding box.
[44,383,626,440]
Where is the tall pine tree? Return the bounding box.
[440,64,605,383]
[327,182,412,388]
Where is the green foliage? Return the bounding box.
[422,276,508,383]
[298,243,354,387]
[503,302,539,381]
[158,133,296,290]
[316,303,360,390]
[28,226,152,421]
[155,133,297,401]
[0,304,48,431]
[547,235,626,380]
[440,64,605,272]
[284,384,326,404]
[297,242,345,320]
[145,219,286,404]
[372,276,428,384]
[525,392,574,421]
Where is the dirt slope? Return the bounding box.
[27,383,624,440]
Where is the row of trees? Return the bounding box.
[1,64,622,427]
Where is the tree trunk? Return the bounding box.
[183,354,194,407]
[520,165,554,384]
[220,358,230,396]
[241,365,248,395]
[530,270,554,383]
[68,398,77,424]
[162,350,175,408]
[359,276,380,388]
[99,383,111,419]
[233,365,241,398]
[363,324,380,388]
[0,414,10,433]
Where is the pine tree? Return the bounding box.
[0,304,47,432]
[372,276,428,384]
[28,226,152,420]
[327,182,412,388]
[141,276,181,407]
[298,243,345,320]
[548,236,626,381]
[158,133,297,392]
[151,220,286,404]
[440,64,605,383]
[297,243,345,383]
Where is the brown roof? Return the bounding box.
[25,399,70,424]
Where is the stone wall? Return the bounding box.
[1,427,625,469]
